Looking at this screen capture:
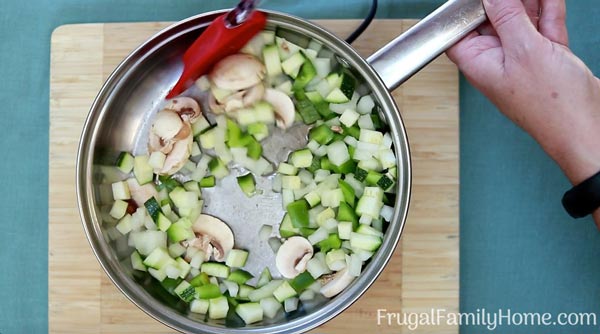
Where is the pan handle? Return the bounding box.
[367,0,486,91]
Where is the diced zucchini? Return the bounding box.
[237,174,256,197]
[325,249,346,271]
[281,175,302,190]
[356,224,384,237]
[321,188,344,208]
[272,281,297,302]
[257,268,272,287]
[111,181,131,200]
[325,88,349,104]
[236,302,264,324]
[238,284,255,300]
[199,175,216,188]
[169,187,197,209]
[306,253,330,279]
[174,281,196,302]
[130,230,167,256]
[116,152,135,174]
[130,250,146,272]
[228,269,253,285]
[191,114,211,136]
[248,280,284,302]
[133,155,154,185]
[350,232,382,251]
[201,262,230,278]
[156,213,172,232]
[208,296,229,319]
[199,127,217,149]
[376,174,395,191]
[143,247,175,269]
[263,44,282,77]
[109,199,128,219]
[289,148,313,168]
[208,157,229,179]
[144,197,162,222]
[226,249,249,268]
[261,297,282,319]
[337,221,354,240]
[359,129,384,145]
[278,162,298,176]
[276,37,303,60]
[339,109,360,127]
[166,218,194,243]
[281,52,305,78]
[304,191,321,208]
[190,299,210,314]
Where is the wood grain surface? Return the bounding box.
[49,19,458,333]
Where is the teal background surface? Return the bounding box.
[0,0,598,333]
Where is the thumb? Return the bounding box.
[483,0,538,51]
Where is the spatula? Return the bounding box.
[166,0,266,99]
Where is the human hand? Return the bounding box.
[446,0,600,226]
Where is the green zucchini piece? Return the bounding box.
[199,175,216,188]
[116,151,135,174]
[228,270,254,285]
[237,174,256,197]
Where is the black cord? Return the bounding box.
[345,0,378,44]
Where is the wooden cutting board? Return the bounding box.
[49,20,458,333]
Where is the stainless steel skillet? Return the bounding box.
[77,0,485,332]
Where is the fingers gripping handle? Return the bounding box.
[367,0,486,91]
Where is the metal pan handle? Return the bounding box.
[367,0,486,91]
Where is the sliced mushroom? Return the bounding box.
[209,84,265,114]
[152,110,183,140]
[242,84,265,107]
[163,96,202,123]
[319,268,355,298]
[264,88,295,129]
[156,123,193,175]
[208,94,225,114]
[126,178,158,206]
[275,236,314,279]
[191,214,235,262]
[148,131,175,154]
[210,54,265,91]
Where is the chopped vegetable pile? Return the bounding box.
[106,27,398,324]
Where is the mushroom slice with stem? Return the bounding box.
[264,88,295,129]
[152,110,183,140]
[275,236,314,279]
[191,214,235,262]
[156,123,193,175]
[319,268,355,298]
[210,54,266,91]
[163,96,202,123]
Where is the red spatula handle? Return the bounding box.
[167,10,267,99]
